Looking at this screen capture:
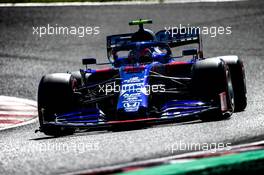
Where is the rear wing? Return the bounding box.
[107,33,133,60]
[106,27,203,61]
[155,27,203,54]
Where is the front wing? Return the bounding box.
[40,100,219,130]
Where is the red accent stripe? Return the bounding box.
[95,68,114,73]
[124,65,145,72]
[0,114,36,118]
[122,167,144,172]
[168,61,189,65]
[0,120,22,124]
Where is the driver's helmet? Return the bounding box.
[131,29,156,42]
[127,47,153,64]
[139,48,152,63]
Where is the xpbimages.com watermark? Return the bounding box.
[164,24,232,38]
[166,141,232,154]
[32,24,100,37]
[98,81,165,95]
[2,141,100,154]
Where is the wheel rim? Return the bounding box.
[226,69,235,112]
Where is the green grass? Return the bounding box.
[118,149,264,175]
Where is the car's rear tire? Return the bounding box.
[220,56,247,112]
[38,73,77,136]
[192,58,234,121]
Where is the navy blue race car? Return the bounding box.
[37,19,247,136]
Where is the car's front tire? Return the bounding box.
[220,56,247,112]
[192,58,234,121]
[38,73,77,136]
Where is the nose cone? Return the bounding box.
[116,66,150,119]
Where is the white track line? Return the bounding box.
[0,101,36,106]
[0,96,37,107]
[0,111,37,116]
[0,118,38,131]
[0,96,38,130]
[0,117,34,121]
[0,103,37,111]
[0,0,246,7]
[66,139,264,175]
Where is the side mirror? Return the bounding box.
[82,58,96,65]
[182,48,198,56]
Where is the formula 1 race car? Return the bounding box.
[37,19,247,136]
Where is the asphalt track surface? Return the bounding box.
[0,0,264,174]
